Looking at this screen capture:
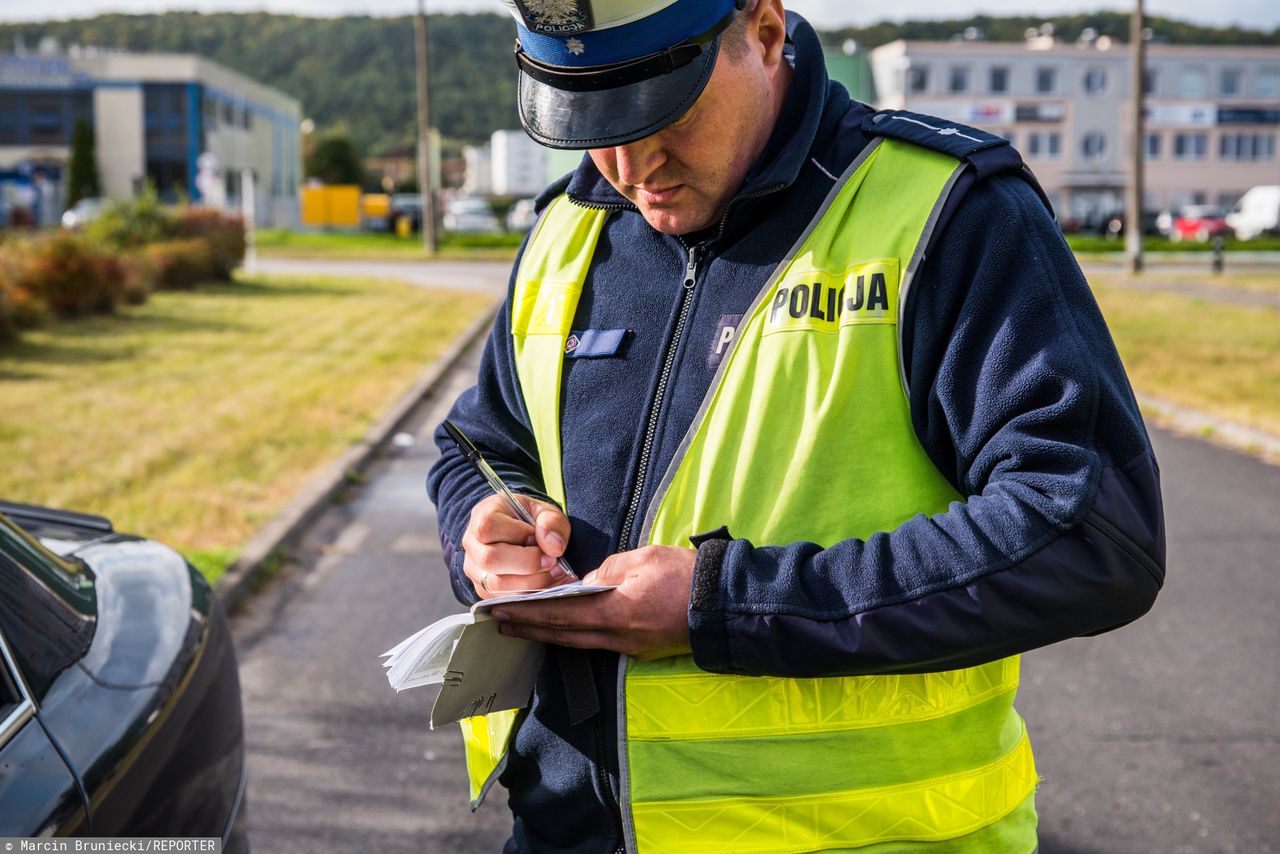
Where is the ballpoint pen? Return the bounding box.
[441,419,579,582]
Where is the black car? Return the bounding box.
[0,501,247,849]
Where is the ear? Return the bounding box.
[753,0,788,73]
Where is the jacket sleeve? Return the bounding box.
[425,245,551,607]
[687,173,1166,677]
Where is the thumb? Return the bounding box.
[583,554,628,586]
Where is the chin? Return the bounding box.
[640,206,714,236]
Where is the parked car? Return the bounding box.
[506,198,538,233]
[0,501,247,849]
[60,198,104,229]
[1225,185,1280,241]
[1170,205,1233,242]
[443,196,499,234]
[390,193,423,233]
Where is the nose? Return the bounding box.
[612,135,666,187]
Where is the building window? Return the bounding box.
[1081,131,1106,160]
[1083,67,1108,95]
[1035,66,1057,94]
[0,94,21,145]
[989,66,1009,94]
[27,96,65,144]
[145,157,188,199]
[1173,132,1208,160]
[1220,132,1278,161]
[907,66,929,94]
[223,100,235,126]
[1143,68,1157,95]
[1179,67,1208,98]
[1027,131,1061,159]
[243,107,253,131]
[1145,132,1161,158]
[1220,68,1242,97]
[949,66,970,93]
[1257,68,1280,100]
[204,94,218,131]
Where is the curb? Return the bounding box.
[214,302,499,612]
[1137,393,1280,465]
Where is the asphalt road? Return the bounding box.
[253,257,513,294]
[232,319,1279,852]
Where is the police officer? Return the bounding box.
[428,1,1165,851]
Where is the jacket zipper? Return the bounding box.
[570,185,786,854]
[615,183,787,552]
[616,242,703,551]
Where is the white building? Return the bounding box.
[870,36,1280,225]
[462,142,493,196]
[491,129,546,198]
[0,51,302,226]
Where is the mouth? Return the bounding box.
[634,184,684,205]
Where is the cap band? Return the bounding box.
[515,7,735,93]
[515,0,737,68]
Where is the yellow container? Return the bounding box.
[300,185,362,228]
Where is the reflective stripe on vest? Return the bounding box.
[469,138,1039,850]
[458,195,609,809]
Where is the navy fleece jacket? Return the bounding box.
[427,13,1164,854]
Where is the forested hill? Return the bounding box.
[2,11,1275,156]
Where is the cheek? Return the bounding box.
[588,149,618,182]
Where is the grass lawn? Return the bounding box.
[1091,280,1280,437]
[256,228,523,261]
[1067,235,1280,254]
[0,275,493,583]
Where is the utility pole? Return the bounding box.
[1125,0,1146,274]
[414,0,438,254]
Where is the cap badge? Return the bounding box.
[514,0,592,34]
[566,37,585,56]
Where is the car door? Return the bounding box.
[0,515,96,836]
[0,628,88,836]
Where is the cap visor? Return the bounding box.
[518,37,721,150]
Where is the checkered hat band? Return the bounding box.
[516,0,737,68]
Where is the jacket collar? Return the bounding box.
[565,12,835,221]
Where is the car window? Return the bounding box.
[0,517,96,700]
[0,629,33,748]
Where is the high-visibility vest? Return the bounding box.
[461,137,1040,852]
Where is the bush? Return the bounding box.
[84,184,174,249]
[117,252,157,305]
[144,238,215,290]
[8,232,124,318]
[171,209,246,279]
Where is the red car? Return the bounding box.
[1171,205,1233,242]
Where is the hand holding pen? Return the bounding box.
[444,420,579,597]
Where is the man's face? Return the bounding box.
[587,39,778,235]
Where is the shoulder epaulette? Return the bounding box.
[864,109,1053,215]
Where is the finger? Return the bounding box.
[582,553,630,587]
[476,567,558,597]
[496,620,622,653]
[532,506,571,558]
[462,538,550,577]
[471,509,536,546]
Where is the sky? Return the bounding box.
[1,0,1277,31]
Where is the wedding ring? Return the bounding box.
[480,571,492,593]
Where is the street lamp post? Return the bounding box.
[1126,0,1146,274]
[414,0,438,254]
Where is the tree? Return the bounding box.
[304,129,362,186]
[66,118,102,209]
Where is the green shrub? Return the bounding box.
[85,184,175,249]
[117,252,157,305]
[144,238,215,290]
[10,232,124,318]
[171,209,246,279]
